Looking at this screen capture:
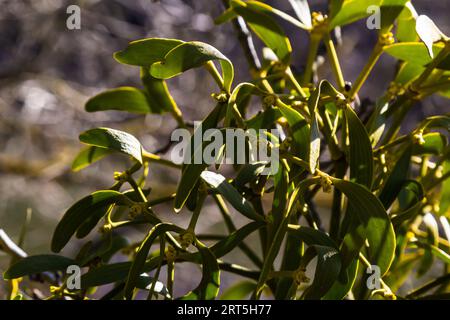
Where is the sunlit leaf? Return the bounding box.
[150,41,234,93]
[415,15,447,58]
[114,38,184,67]
[79,127,143,164]
[230,0,292,64]
[201,171,263,222]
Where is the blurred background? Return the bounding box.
[0,0,449,298]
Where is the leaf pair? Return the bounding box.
[116,38,234,93]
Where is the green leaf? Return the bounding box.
[51,190,129,253]
[302,245,342,300]
[392,180,424,226]
[246,107,282,130]
[415,15,447,59]
[379,145,412,209]
[394,62,425,85]
[75,204,113,239]
[140,67,178,114]
[114,38,184,67]
[214,7,238,25]
[76,189,152,239]
[413,133,447,155]
[80,257,160,289]
[379,0,410,33]
[71,146,113,172]
[243,0,310,31]
[85,87,152,114]
[180,243,220,300]
[220,280,256,300]
[323,259,359,300]
[200,171,263,222]
[230,0,292,64]
[396,2,418,42]
[210,221,264,258]
[439,161,450,216]
[234,162,268,191]
[419,115,450,131]
[79,127,143,164]
[287,225,338,249]
[332,178,396,276]
[277,100,309,161]
[125,223,183,299]
[307,81,341,174]
[330,0,382,29]
[384,42,450,70]
[309,110,320,174]
[174,102,226,212]
[345,107,374,188]
[150,41,234,93]
[4,255,76,279]
[225,82,265,127]
[81,262,132,288]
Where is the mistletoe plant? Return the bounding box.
[3,0,450,300]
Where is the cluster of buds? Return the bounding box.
[387,82,406,99]
[113,171,129,183]
[211,92,228,103]
[311,12,328,33]
[128,203,145,219]
[165,245,177,262]
[412,130,426,145]
[99,223,113,234]
[379,32,395,47]
[263,95,277,108]
[179,231,195,249]
[319,172,333,193]
[335,92,348,110]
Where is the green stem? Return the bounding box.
[348,43,383,100]
[324,33,345,90]
[205,61,226,92]
[142,151,182,169]
[187,190,207,232]
[302,33,322,86]
[286,67,307,98]
[166,260,174,300]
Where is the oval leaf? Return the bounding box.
[4,255,76,279]
[151,41,234,93]
[51,190,128,253]
[79,127,143,164]
[201,171,263,222]
[332,178,396,276]
[114,38,184,67]
[85,87,151,114]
